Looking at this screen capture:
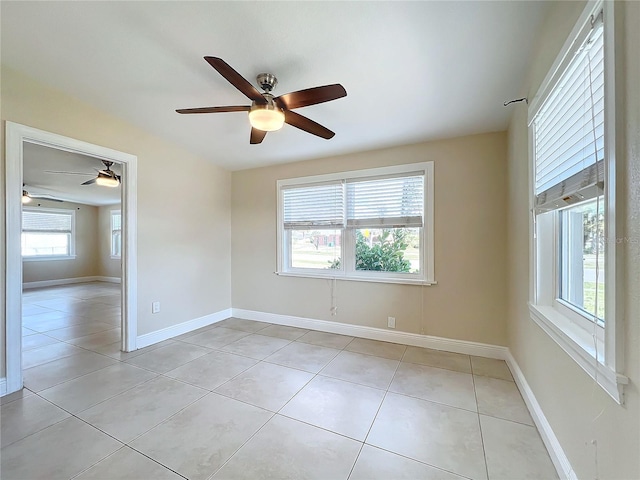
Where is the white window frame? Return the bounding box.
[527,0,627,403]
[277,162,435,285]
[111,209,122,259]
[21,206,76,261]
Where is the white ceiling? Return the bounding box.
[1,1,548,171]
[23,143,122,207]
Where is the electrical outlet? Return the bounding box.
[152,301,160,314]
[387,316,396,329]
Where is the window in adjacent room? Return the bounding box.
[528,1,626,402]
[111,210,122,258]
[21,207,76,260]
[277,162,434,285]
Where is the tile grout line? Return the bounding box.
[471,364,492,480]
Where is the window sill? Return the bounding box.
[110,255,121,260]
[275,271,436,286]
[22,255,77,262]
[529,303,627,404]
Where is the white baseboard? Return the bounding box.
[136,308,232,349]
[0,378,6,396]
[23,276,121,289]
[95,276,121,284]
[505,351,576,480]
[231,309,508,360]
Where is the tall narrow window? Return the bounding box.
[528,2,626,402]
[111,210,122,258]
[22,207,75,259]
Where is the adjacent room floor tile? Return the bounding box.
[124,341,211,373]
[130,393,272,480]
[281,375,385,440]
[350,444,466,480]
[345,337,407,360]
[78,376,208,443]
[211,415,361,480]
[178,326,250,349]
[75,446,183,480]
[22,313,86,333]
[215,362,313,412]
[165,350,257,390]
[0,417,121,480]
[22,342,85,369]
[38,363,157,413]
[67,327,122,349]
[216,317,271,333]
[21,332,59,351]
[44,322,115,341]
[367,392,487,480]
[220,333,291,360]
[265,341,340,373]
[402,346,472,373]
[258,324,309,341]
[24,351,118,392]
[474,375,533,425]
[481,414,558,479]
[296,330,354,349]
[0,394,70,448]
[320,350,399,389]
[389,362,477,411]
[471,356,513,381]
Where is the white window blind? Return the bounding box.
[282,181,344,229]
[346,173,424,227]
[23,210,73,233]
[533,17,604,211]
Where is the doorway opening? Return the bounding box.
[4,122,138,395]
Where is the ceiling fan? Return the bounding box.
[176,57,347,144]
[22,185,62,204]
[45,160,121,187]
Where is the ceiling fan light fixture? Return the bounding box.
[22,190,32,204]
[96,175,120,188]
[249,103,284,132]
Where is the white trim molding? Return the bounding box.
[232,309,508,359]
[136,308,232,349]
[505,351,578,480]
[4,121,138,395]
[0,378,7,396]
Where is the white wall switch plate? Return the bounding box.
[387,316,396,328]
[152,301,160,314]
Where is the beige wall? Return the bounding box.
[232,132,508,345]
[1,66,232,380]
[506,2,640,479]
[97,204,122,279]
[22,200,99,283]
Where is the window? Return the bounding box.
[111,210,122,258]
[277,162,434,285]
[528,1,626,402]
[22,207,76,260]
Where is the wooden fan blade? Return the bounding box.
[81,178,97,185]
[276,84,346,110]
[250,128,267,145]
[284,111,335,139]
[176,106,251,114]
[204,57,267,104]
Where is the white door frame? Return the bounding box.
[4,121,138,395]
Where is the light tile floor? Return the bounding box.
[1,282,559,480]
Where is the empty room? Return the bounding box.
[1,1,638,480]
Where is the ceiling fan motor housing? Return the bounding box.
[257,73,277,92]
